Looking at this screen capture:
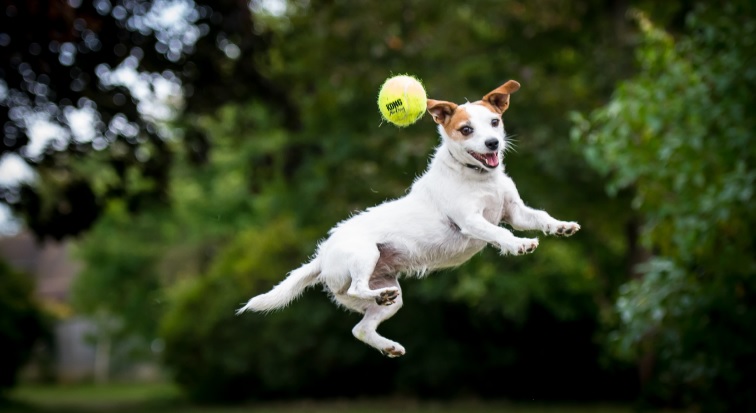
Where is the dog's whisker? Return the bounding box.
[504,135,520,154]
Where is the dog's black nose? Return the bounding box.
[485,138,499,150]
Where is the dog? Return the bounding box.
[237,80,580,357]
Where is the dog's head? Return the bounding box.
[427,80,520,170]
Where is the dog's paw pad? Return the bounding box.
[381,345,406,358]
[517,240,539,255]
[375,288,400,306]
[555,222,580,237]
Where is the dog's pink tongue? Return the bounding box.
[485,153,499,167]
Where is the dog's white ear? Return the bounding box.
[482,80,520,113]
[427,99,458,125]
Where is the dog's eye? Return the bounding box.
[491,118,500,127]
[459,126,473,136]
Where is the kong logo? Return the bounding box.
[385,99,406,115]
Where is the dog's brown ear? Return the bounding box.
[427,99,458,125]
[482,80,521,114]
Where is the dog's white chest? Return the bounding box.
[477,186,507,223]
[407,173,507,269]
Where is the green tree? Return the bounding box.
[0,260,49,395]
[572,3,756,410]
[0,0,296,239]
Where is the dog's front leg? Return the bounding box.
[503,199,580,237]
[457,214,539,256]
[498,176,580,237]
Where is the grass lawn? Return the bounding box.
[2,383,667,413]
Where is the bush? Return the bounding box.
[0,260,49,395]
[573,3,756,410]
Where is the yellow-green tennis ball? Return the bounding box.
[377,75,427,127]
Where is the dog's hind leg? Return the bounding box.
[344,244,399,304]
[351,281,405,357]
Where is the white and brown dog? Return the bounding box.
[237,80,580,357]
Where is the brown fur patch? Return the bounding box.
[481,80,520,114]
[370,243,402,290]
[443,106,473,141]
[472,100,503,116]
[374,243,403,274]
[427,99,457,125]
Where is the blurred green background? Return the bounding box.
[0,0,753,412]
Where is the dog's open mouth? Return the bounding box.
[468,151,500,168]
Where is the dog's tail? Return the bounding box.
[236,258,321,314]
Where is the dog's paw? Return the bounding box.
[516,238,539,255]
[381,344,406,358]
[375,288,400,306]
[549,222,580,237]
[502,238,539,256]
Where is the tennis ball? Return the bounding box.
[377,75,427,127]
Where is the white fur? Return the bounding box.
[237,96,580,357]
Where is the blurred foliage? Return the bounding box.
[572,2,755,411]
[48,0,751,409]
[72,200,167,342]
[0,0,296,239]
[71,0,658,403]
[74,99,635,402]
[0,260,50,395]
